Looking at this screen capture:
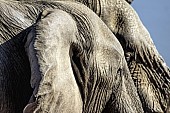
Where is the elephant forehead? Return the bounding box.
[36,9,78,44]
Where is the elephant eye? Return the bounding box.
[125,52,131,61]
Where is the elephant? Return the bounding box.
[0,0,170,113]
[1,1,144,113]
[13,0,170,112]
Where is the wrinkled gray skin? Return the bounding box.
[0,0,170,113]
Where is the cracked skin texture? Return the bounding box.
[0,0,170,113]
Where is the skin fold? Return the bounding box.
[0,0,170,113]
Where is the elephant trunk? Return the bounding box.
[24,9,83,113]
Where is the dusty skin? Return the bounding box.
[0,0,170,113]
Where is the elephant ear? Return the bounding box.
[124,35,170,112]
[112,2,170,112]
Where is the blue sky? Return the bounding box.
[132,0,170,66]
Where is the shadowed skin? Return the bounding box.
[0,0,170,113]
